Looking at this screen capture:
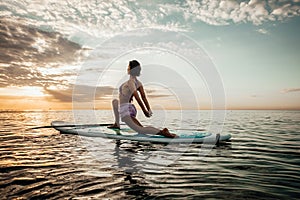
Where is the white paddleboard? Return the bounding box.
[51,121,231,144]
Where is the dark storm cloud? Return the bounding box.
[0,18,82,87]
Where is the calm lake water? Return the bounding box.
[0,110,299,199]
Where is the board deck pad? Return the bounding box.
[51,121,231,143]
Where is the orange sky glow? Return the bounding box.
[0,12,299,111]
[0,86,299,111]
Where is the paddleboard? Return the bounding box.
[51,121,231,143]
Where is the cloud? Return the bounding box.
[0,18,82,64]
[281,88,300,93]
[256,28,269,34]
[0,18,84,88]
[43,84,172,104]
[271,2,300,20]
[183,0,300,25]
[2,0,298,43]
[250,94,259,98]
[44,85,116,102]
[0,64,50,87]
[145,88,172,98]
[147,94,172,98]
[0,0,186,41]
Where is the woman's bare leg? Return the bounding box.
[108,99,120,129]
[122,116,160,134]
[122,116,177,138]
[131,117,143,127]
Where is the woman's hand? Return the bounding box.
[148,109,153,117]
[143,110,151,118]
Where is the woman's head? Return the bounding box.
[128,60,141,76]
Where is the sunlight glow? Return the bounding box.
[32,38,48,53]
[0,86,45,97]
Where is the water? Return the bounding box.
[0,110,299,199]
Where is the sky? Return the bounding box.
[0,0,299,110]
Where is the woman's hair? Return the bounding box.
[128,60,141,76]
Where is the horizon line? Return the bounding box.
[1,108,300,112]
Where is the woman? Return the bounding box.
[108,60,177,138]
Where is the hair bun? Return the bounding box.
[129,60,140,69]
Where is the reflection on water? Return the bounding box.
[0,110,299,199]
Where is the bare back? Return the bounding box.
[119,77,142,104]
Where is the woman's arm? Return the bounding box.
[132,90,150,117]
[138,85,151,112]
[128,79,150,117]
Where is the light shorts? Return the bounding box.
[119,103,137,119]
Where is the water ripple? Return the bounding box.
[0,110,299,199]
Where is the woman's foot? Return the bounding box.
[158,128,178,138]
[107,123,120,129]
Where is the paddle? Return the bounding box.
[27,123,114,130]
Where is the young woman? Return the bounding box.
[108,60,177,138]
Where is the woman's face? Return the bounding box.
[127,65,130,74]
